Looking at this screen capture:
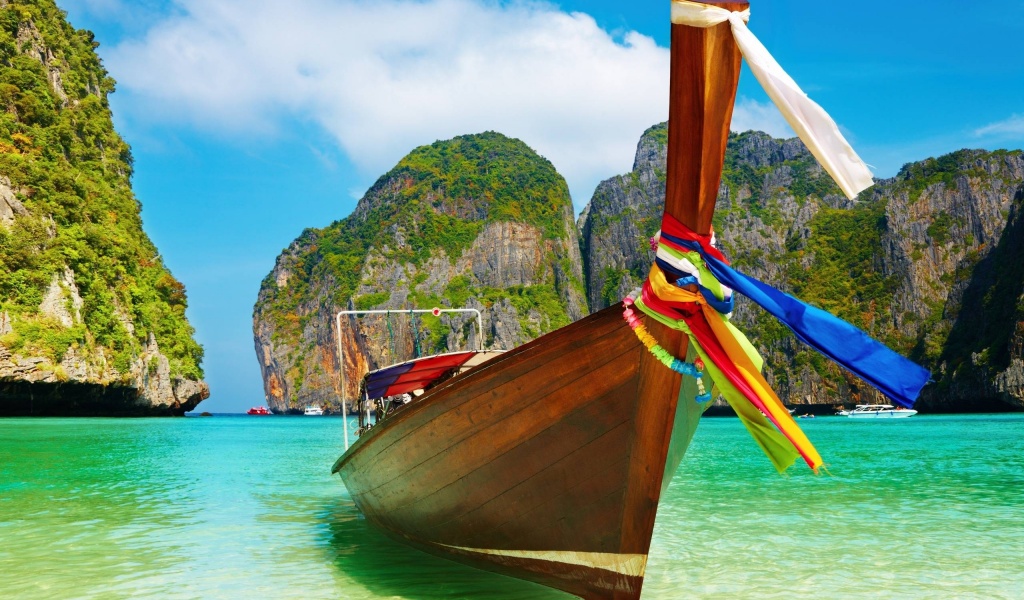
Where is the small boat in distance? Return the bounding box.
[304,405,324,416]
[839,404,918,418]
[246,406,272,415]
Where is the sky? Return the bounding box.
[54,0,1024,413]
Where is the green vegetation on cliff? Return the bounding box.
[725,147,1023,403]
[787,202,899,341]
[260,132,576,344]
[717,131,843,231]
[0,0,202,380]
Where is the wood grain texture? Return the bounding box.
[666,1,747,234]
[338,306,653,598]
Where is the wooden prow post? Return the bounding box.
[642,0,747,422]
[618,6,748,597]
[666,0,748,234]
[646,0,747,370]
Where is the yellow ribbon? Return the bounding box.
[646,265,823,472]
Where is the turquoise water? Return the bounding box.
[1,414,1021,599]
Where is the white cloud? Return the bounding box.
[104,0,793,206]
[730,97,793,139]
[974,114,1024,138]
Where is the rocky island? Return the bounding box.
[583,124,1024,413]
[258,122,1024,414]
[0,0,208,415]
[253,132,585,413]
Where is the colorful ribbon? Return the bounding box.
[638,263,822,472]
[632,213,931,472]
[658,213,930,408]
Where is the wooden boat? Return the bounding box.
[330,2,817,598]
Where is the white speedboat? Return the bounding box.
[841,404,917,418]
[303,405,324,416]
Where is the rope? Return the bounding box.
[411,309,422,358]
[622,294,711,402]
[386,311,395,358]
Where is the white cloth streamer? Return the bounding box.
[670,0,874,200]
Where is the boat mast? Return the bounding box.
[666,1,747,233]
[638,0,745,387]
[640,0,748,395]
[622,2,749,568]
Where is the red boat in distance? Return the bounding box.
[246,406,272,415]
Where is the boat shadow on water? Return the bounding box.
[323,499,570,599]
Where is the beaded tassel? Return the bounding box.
[623,295,712,403]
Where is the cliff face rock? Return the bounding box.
[921,162,1024,410]
[580,126,1024,411]
[0,1,207,415]
[580,123,668,311]
[253,132,585,413]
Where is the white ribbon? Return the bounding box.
[653,230,734,300]
[670,0,874,200]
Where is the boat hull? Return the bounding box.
[332,305,693,599]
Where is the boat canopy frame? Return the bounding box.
[334,307,483,450]
[354,349,504,436]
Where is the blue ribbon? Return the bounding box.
[659,232,930,408]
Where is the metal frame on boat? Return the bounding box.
[334,306,484,450]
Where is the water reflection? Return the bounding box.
[324,498,569,599]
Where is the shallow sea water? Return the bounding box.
[1,413,1021,599]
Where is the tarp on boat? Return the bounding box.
[364,351,501,399]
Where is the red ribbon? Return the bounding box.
[640,271,818,469]
[659,213,730,265]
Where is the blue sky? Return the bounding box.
[55,0,1024,412]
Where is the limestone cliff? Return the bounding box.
[253,132,586,413]
[580,123,668,310]
[0,1,207,415]
[580,126,1024,412]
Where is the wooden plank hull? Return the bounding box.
[332,305,689,599]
